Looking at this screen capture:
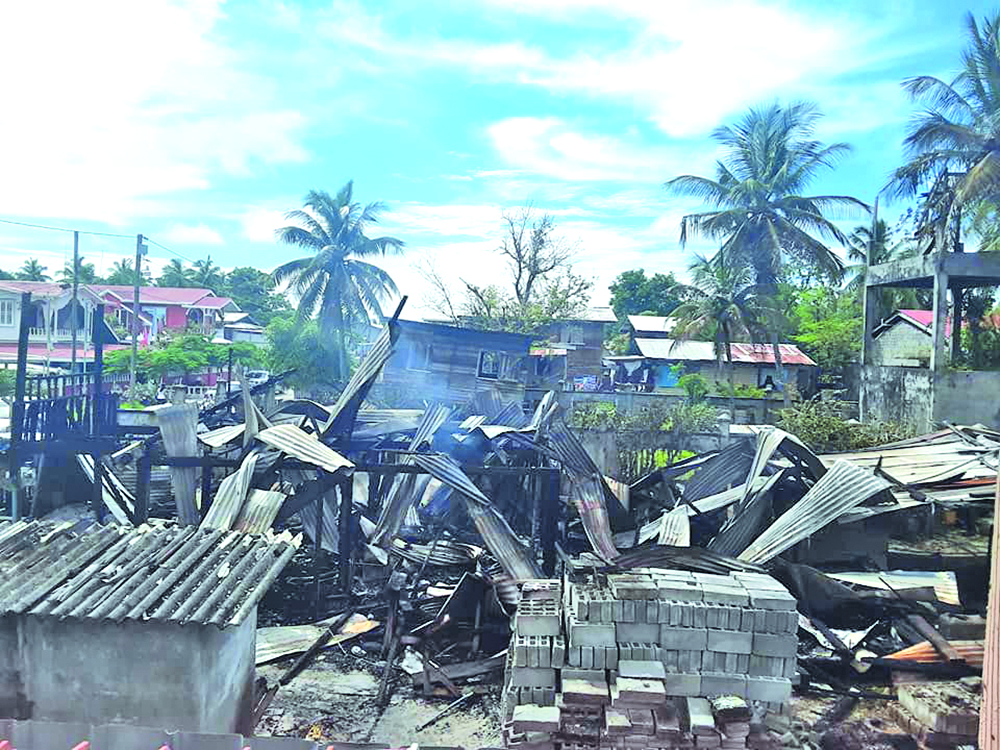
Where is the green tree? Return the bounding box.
[189,256,224,291]
[609,269,682,320]
[886,12,1000,215]
[58,256,100,284]
[104,258,151,286]
[266,317,341,394]
[0,269,13,281]
[157,259,192,288]
[105,332,262,381]
[16,258,50,281]
[273,182,404,380]
[222,266,291,326]
[666,101,867,371]
[670,255,762,411]
[790,287,862,375]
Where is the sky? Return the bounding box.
[0,0,995,318]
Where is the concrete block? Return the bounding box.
[600,598,613,622]
[685,697,716,735]
[618,643,632,660]
[627,708,655,735]
[515,635,529,667]
[616,676,667,703]
[512,704,561,732]
[753,609,768,632]
[657,600,671,623]
[752,633,797,658]
[748,654,784,678]
[612,598,624,622]
[619,660,667,680]
[568,617,616,648]
[656,581,704,601]
[605,708,633,735]
[780,610,799,634]
[511,666,558,687]
[552,635,566,668]
[939,614,987,641]
[691,602,707,629]
[94,724,174,750]
[606,644,619,670]
[659,626,707,650]
[737,653,750,673]
[562,678,609,705]
[663,672,702,697]
[594,644,605,670]
[621,599,635,623]
[706,629,752,654]
[14,721,96,750]
[581,645,594,669]
[517,599,562,636]
[701,650,721,673]
[748,589,796,611]
[783,657,796,679]
[617,622,659,643]
[726,607,742,630]
[746,677,792,704]
[678,650,700,673]
[741,609,761,632]
[700,672,747,698]
[661,649,678,670]
[171,732,244,750]
[567,645,581,667]
[562,668,605,682]
[522,579,561,602]
[700,585,749,607]
[643,600,657,624]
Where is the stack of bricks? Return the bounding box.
[503,570,799,750]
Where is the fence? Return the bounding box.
[572,428,729,483]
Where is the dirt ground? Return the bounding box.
[256,649,503,748]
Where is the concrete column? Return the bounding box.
[952,286,964,363]
[931,266,949,373]
[861,285,879,366]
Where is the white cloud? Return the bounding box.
[161,223,224,246]
[239,208,290,244]
[0,0,309,223]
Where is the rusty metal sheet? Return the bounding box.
[739,460,892,564]
[234,489,287,535]
[568,476,620,562]
[157,403,200,525]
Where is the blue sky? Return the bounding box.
[0,0,996,316]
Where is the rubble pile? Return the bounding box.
[889,679,981,749]
[503,573,797,750]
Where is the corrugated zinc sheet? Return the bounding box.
[568,476,620,562]
[828,570,960,607]
[707,470,785,557]
[157,404,200,525]
[201,451,260,531]
[234,489,287,535]
[657,506,690,546]
[682,440,756,504]
[0,520,299,628]
[198,423,246,448]
[322,322,398,439]
[738,460,892,564]
[75,454,133,526]
[411,453,540,581]
[256,423,354,475]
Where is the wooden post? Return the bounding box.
[541,468,560,576]
[314,491,325,620]
[8,292,31,520]
[978,473,1000,750]
[70,230,80,374]
[91,303,105,522]
[135,448,152,523]
[339,478,353,594]
[201,458,212,520]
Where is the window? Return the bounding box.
[0,299,14,327]
[406,341,431,371]
[478,350,500,379]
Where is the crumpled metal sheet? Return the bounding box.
[707,470,785,557]
[202,451,260,531]
[739,460,892,564]
[75,454,133,526]
[657,506,690,546]
[494,401,530,429]
[157,403,200,525]
[256,423,354,475]
[322,321,399,439]
[234,489,287,535]
[682,440,755,504]
[736,427,824,511]
[411,453,540,581]
[198,423,246,449]
[568,476,620,562]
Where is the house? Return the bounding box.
[216,311,267,345]
[0,520,296,733]
[610,337,818,396]
[627,314,678,339]
[526,306,617,391]
[0,281,241,370]
[372,319,533,407]
[871,309,952,367]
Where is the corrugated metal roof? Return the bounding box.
[682,440,756,504]
[707,470,785,557]
[234,489,287,535]
[256,424,354,475]
[828,570,960,607]
[657,506,690,546]
[157,404,200,525]
[390,538,483,566]
[76,454,134,526]
[0,520,299,628]
[198,423,246,448]
[739,460,892,564]
[568,475,620,562]
[202,451,259,531]
[633,338,817,366]
[628,315,677,334]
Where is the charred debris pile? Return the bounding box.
[90,318,997,744]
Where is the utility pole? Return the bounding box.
[130,234,147,394]
[70,230,79,374]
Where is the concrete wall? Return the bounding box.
[858,365,933,430]
[526,389,780,425]
[0,611,256,734]
[931,369,1000,427]
[871,323,937,367]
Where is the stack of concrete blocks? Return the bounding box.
[565,570,797,707]
[509,580,564,709]
[889,680,981,749]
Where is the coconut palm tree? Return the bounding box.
[273,182,405,380]
[157,259,191,288]
[670,255,763,413]
[104,258,151,286]
[189,256,224,291]
[666,101,868,373]
[886,12,1000,217]
[57,256,100,284]
[16,258,50,281]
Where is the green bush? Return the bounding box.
[715,381,766,399]
[677,373,709,403]
[777,400,915,453]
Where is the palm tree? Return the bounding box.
[666,101,868,373]
[189,256,224,291]
[670,255,762,413]
[16,258,50,281]
[58,256,100,284]
[157,259,191,288]
[104,258,151,286]
[273,182,405,380]
[886,12,1000,221]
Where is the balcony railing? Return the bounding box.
[28,327,90,342]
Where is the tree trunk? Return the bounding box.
[329,293,348,382]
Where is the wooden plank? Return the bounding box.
[906,614,964,664]
[979,474,1000,750]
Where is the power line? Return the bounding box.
[145,237,197,264]
[0,216,135,239]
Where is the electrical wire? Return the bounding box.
[145,237,197,264]
[0,216,135,239]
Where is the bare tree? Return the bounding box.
[500,206,577,305]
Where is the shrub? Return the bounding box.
[777,400,915,453]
